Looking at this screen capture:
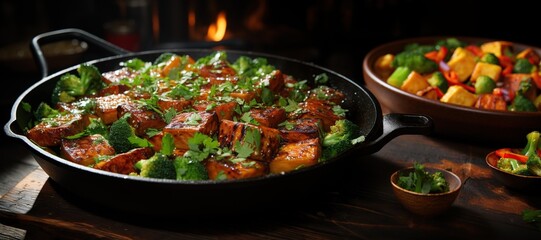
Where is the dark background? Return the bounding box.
[0,0,537,140]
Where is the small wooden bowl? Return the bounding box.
[485,150,541,191]
[390,167,462,217]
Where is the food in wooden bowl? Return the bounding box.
[486,130,541,191]
[390,162,462,217]
[363,36,541,144]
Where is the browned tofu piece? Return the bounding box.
[198,60,238,86]
[205,158,267,180]
[258,70,285,93]
[95,94,132,124]
[193,101,238,121]
[98,84,131,96]
[118,103,167,137]
[279,118,323,143]
[157,98,193,112]
[270,138,320,174]
[249,107,286,128]
[218,120,281,161]
[27,113,89,147]
[56,97,98,115]
[297,99,343,131]
[279,75,310,99]
[308,85,346,105]
[94,147,154,175]
[60,134,115,166]
[101,67,138,85]
[163,111,219,150]
[474,94,507,111]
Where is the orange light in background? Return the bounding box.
[206,11,227,42]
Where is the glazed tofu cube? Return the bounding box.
[98,84,131,96]
[94,147,154,174]
[101,67,138,85]
[249,107,286,128]
[95,94,132,124]
[297,99,344,131]
[60,134,115,166]
[416,87,439,100]
[440,85,478,107]
[117,103,167,137]
[257,70,285,93]
[27,113,89,147]
[193,101,238,121]
[480,41,512,57]
[470,62,502,82]
[400,71,430,94]
[269,138,321,174]
[205,158,267,180]
[307,85,346,105]
[157,98,193,112]
[218,119,281,161]
[279,118,323,143]
[447,47,477,82]
[474,94,507,111]
[163,111,219,150]
[374,53,395,79]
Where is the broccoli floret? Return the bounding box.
[497,157,530,175]
[513,58,535,74]
[509,93,537,112]
[524,131,541,176]
[108,114,153,153]
[321,119,364,161]
[427,71,449,93]
[436,38,466,52]
[397,162,450,194]
[429,171,450,193]
[173,156,209,181]
[480,53,500,65]
[33,102,60,122]
[134,153,176,179]
[391,51,439,74]
[52,64,103,105]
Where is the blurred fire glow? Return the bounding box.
[206,11,227,41]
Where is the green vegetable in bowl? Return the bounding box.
[480,53,500,65]
[397,162,450,194]
[474,75,496,94]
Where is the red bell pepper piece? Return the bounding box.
[424,51,438,62]
[443,70,476,92]
[498,55,514,77]
[465,45,483,57]
[495,148,528,164]
[425,47,448,64]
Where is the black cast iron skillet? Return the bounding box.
[4,29,433,217]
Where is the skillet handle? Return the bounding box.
[357,113,433,155]
[30,28,130,79]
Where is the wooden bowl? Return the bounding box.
[485,150,541,191]
[362,36,541,145]
[390,167,462,217]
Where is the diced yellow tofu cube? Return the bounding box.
[447,47,477,82]
[480,41,512,57]
[440,85,478,107]
[374,53,395,79]
[400,71,429,94]
[470,62,502,82]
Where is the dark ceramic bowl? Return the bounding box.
[362,36,541,145]
[390,167,462,217]
[486,150,541,191]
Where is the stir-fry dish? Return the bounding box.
[375,38,541,112]
[495,130,541,176]
[23,51,365,181]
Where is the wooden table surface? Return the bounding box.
[1,121,541,239]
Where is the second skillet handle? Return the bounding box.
[357,113,434,155]
[30,28,131,79]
